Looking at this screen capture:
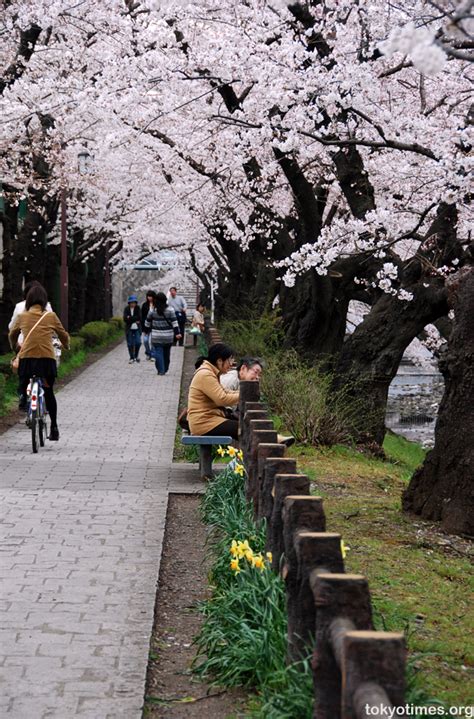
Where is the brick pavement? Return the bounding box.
[0,343,202,718]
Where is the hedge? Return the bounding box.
[0,372,6,410]
[62,335,86,358]
[109,316,125,331]
[78,320,116,347]
[0,353,15,378]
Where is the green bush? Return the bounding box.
[0,353,15,378]
[62,335,86,358]
[109,316,125,331]
[261,350,371,446]
[78,321,115,348]
[0,373,6,410]
[219,311,283,359]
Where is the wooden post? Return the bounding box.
[239,380,260,422]
[268,475,310,570]
[342,631,406,719]
[246,428,278,503]
[282,496,326,657]
[260,457,297,527]
[255,444,286,521]
[242,410,269,457]
[286,533,344,662]
[311,573,373,719]
[245,402,265,412]
[243,417,272,462]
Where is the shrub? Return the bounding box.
[62,335,86,358]
[78,321,115,347]
[0,373,6,410]
[262,350,370,446]
[219,311,283,359]
[0,353,15,378]
[109,316,125,331]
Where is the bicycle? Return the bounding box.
[26,375,48,453]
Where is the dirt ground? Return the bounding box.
[143,494,248,718]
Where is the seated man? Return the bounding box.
[220,357,294,446]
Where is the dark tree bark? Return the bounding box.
[84,248,107,324]
[331,282,449,445]
[279,271,349,359]
[403,267,474,536]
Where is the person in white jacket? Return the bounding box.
[9,281,53,345]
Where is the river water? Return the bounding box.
[385,361,444,447]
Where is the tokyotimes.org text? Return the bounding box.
[365,705,474,718]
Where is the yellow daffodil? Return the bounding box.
[340,540,351,559]
[230,558,240,574]
[234,463,245,476]
[237,449,244,461]
[237,540,250,558]
[227,446,237,458]
[244,549,254,563]
[217,446,227,457]
[266,552,273,563]
[252,554,265,571]
[230,540,239,557]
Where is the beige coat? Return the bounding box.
[9,305,70,360]
[187,360,240,435]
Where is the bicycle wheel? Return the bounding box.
[31,409,39,453]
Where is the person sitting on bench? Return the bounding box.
[187,343,240,440]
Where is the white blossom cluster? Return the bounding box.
[0,0,470,296]
[380,22,447,76]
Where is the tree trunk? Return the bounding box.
[331,283,449,446]
[403,267,474,536]
[279,270,349,360]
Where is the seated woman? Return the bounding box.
[187,343,240,440]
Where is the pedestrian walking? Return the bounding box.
[167,286,187,346]
[190,302,206,346]
[123,295,142,363]
[145,292,182,375]
[141,290,156,360]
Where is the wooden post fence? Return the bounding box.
[203,331,407,719]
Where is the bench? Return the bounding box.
[181,435,233,478]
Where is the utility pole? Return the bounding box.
[104,240,111,320]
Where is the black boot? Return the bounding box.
[49,426,60,441]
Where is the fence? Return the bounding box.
[208,327,407,719]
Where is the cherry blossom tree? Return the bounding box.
[1,2,472,529]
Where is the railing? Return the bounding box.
[206,323,406,719]
[238,378,406,719]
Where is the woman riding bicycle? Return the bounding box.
[9,284,69,441]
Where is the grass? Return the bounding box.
[290,433,473,706]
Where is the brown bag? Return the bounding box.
[178,407,190,432]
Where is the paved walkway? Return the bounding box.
[0,343,201,718]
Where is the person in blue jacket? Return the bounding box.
[123,295,142,363]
